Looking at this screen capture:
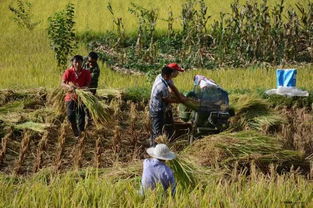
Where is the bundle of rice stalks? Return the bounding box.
[97,88,123,100]
[229,95,286,132]
[47,88,65,114]
[182,98,200,111]
[168,158,196,189]
[183,131,309,172]
[76,89,111,127]
[15,121,51,133]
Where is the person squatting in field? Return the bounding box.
[61,55,91,137]
[83,52,100,95]
[141,143,176,196]
[149,63,187,146]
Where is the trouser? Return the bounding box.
[90,88,97,95]
[66,100,86,137]
[150,108,173,146]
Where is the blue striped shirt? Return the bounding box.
[149,75,172,113]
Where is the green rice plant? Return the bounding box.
[1,166,313,207]
[75,89,111,128]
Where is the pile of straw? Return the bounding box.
[229,95,286,132]
[183,131,309,172]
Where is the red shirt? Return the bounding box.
[62,67,91,101]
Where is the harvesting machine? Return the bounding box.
[164,75,232,143]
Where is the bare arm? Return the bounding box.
[168,83,187,103]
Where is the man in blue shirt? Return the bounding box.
[149,63,187,146]
[141,143,176,196]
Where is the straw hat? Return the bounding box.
[146,144,176,160]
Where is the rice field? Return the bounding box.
[0,167,313,208]
[1,0,313,207]
[0,0,312,90]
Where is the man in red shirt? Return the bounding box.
[61,55,91,137]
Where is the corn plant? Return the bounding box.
[107,2,126,48]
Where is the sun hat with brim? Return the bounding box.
[146,144,176,160]
[167,63,184,72]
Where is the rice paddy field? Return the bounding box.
[1,0,313,207]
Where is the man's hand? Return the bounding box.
[179,94,188,103]
[68,82,77,92]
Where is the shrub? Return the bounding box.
[47,3,77,69]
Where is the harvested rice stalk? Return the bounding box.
[33,130,50,172]
[47,88,65,114]
[229,95,286,132]
[0,128,13,164]
[94,137,102,168]
[73,133,86,169]
[182,98,201,111]
[168,157,196,189]
[184,131,309,172]
[13,130,32,174]
[54,121,67,171]
[76,89,111,128]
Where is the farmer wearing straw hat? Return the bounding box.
[149,63,187,146]
[61,55,91,137]
[141,143,176,196]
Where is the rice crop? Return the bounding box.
[0,167,312,207]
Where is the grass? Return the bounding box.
[0,167,312,208]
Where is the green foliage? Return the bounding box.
[47,3,77,69]
[210,0,313,66]
[85,0,313,73]
[123,87,150,102]
[8,0,39,31]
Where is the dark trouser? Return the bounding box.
[150,109,173,146]
[90,88,97,95]
[66,100,86,137]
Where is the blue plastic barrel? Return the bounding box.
[276,69,297,88]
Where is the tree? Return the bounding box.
[47,3,77,69]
